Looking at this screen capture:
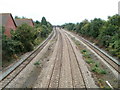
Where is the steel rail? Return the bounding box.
[0,29,56,89]
[64,30,119,74]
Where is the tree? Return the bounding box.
[22,16,27,19]
[35,20,40,24]
[61,14,120,59]
[34,17,53,38]
[89,18,105,38]
[108,14,120,27]
[47,22,53,31]
[2,27,23,61]
[62,23,75,31]
[79,19,89,35]
[40,25,49,38]
[15,16,27,19]
[2,16,53,62]
[41,17,47,26]
[11,24,36,52]
[15,16,20,19]
[81,23,90,36]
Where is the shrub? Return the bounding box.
[81,49,87,53]
[11,24,36,52]
[95,62,99,67]
[34,61,40,65]
[98,69,107,74]
[86,59,94,64]
[92,66,107,74]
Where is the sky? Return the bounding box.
[0,0,119,25]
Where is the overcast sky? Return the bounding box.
[0,0,119,25]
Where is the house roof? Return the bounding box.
[15,19,34,27]
[0,13,17,27]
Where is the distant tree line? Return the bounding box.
[62,14,120,59]
[15,16,27,19]
[2,17,53,62]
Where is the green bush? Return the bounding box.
[11,24,36,52]
[81,49,87,53]
[83,54,91,58]
[92,66,107,74]
[2,16,53,63]
[95,62,99,67]
[99,69,107,74]
[34,61,40,65]
[62,14,120,59]
[86,59,94,64]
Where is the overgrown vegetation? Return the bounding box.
[81,49,107,74]
[2,17,52,65]
[34,61,40,66]
[62,14,120,59]
[72,36,117,88]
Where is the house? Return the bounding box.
[0,13,17,37]
[15,19,34,27]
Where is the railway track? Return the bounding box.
[64,30,120,77]
[33,29,63,88]
[81,37,120,74]
[0,29,56,89]
[1,28,118,89]
[34,29,97,88]
[64,31,97,88]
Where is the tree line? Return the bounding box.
[62,14,120,59]
[2,17,53,62]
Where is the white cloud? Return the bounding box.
[0,0,119,25]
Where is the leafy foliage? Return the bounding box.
[41,17,47,26]
[34,61,40,66]
[2,16,53,62]
[15,16,27,19]
[62,14,120,59]
[62,23,75,31]
[35,17,52,38]
[12,24,37,52]
[2,27,23,61]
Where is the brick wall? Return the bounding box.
[4,15,16,37]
